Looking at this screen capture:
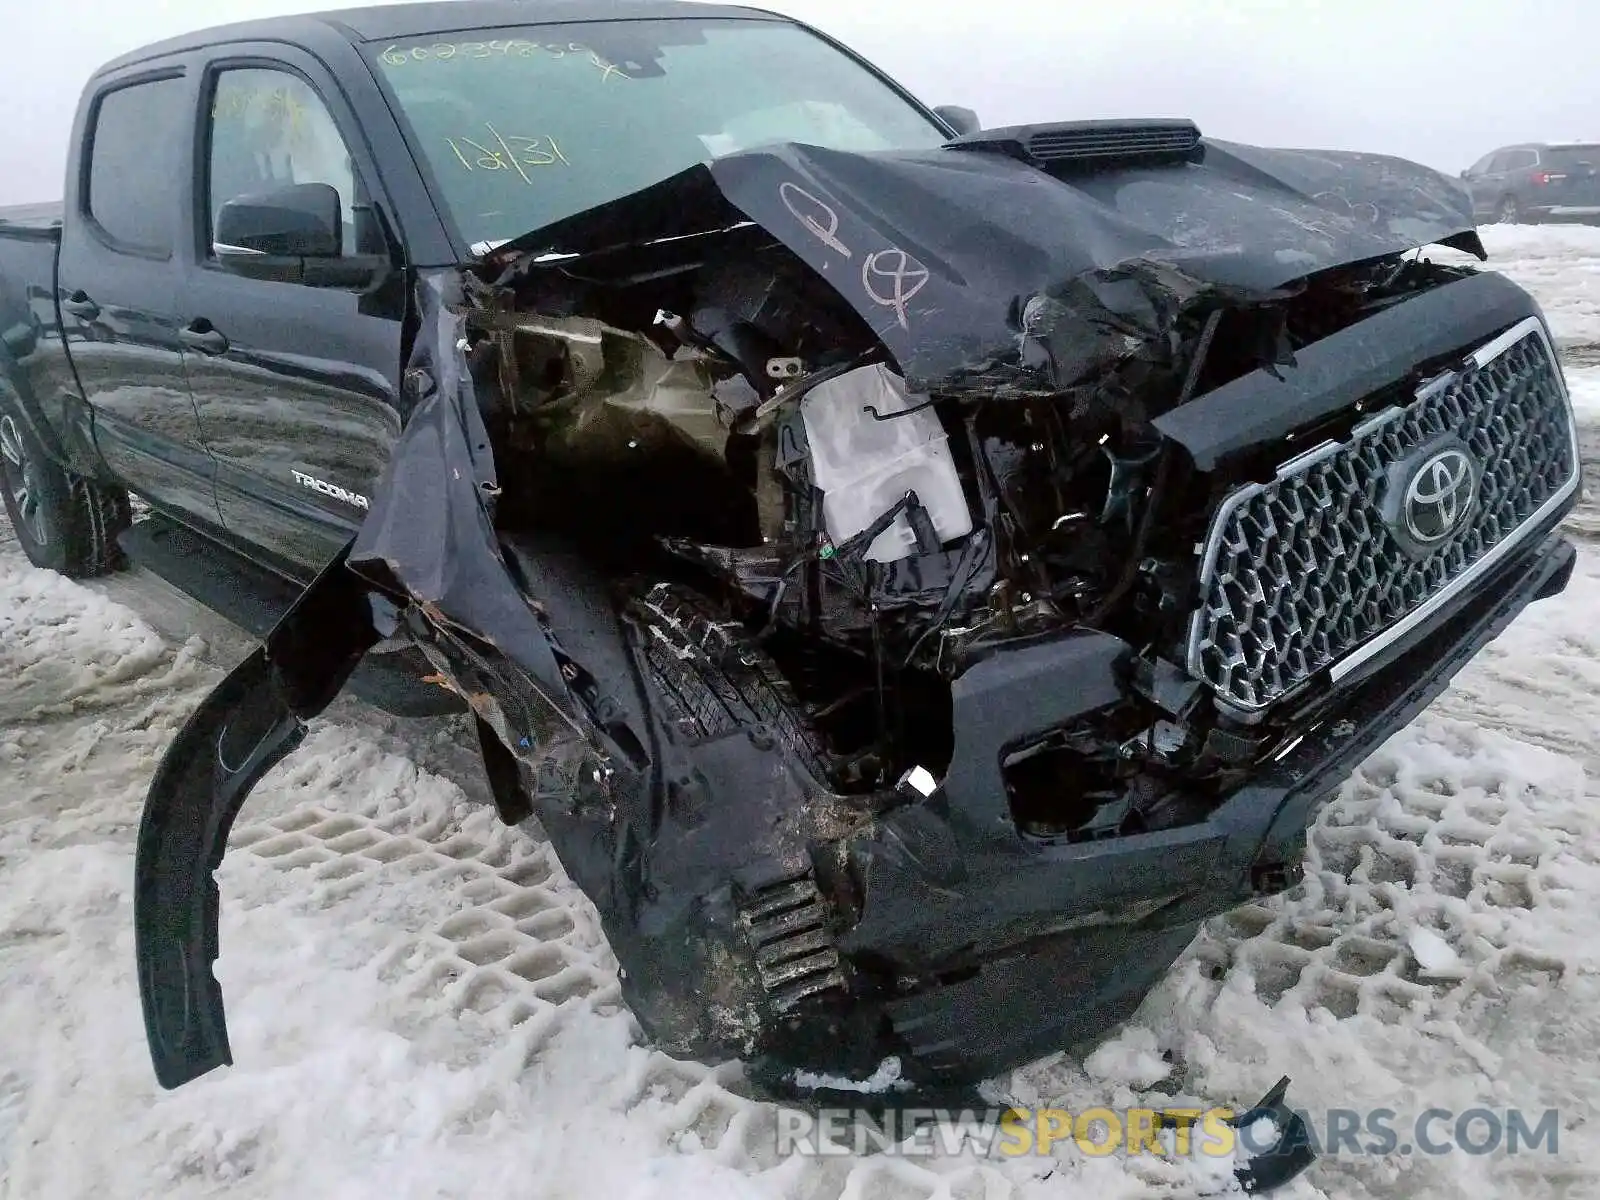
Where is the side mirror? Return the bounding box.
[934,105,982,137]
[214,182,388,290]
[216,182,341,257]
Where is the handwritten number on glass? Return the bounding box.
[445,126,571,184]
[211,86,311,147]
[380,41,628,79]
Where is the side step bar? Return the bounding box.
[117,516,461,718]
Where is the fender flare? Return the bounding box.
[134,545,377,1088]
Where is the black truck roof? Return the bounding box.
[98,0,784,74]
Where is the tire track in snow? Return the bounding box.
[1424,413,1600,774]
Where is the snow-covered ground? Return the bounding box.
[1426,225,1600,359]
[4,225,1600,1200]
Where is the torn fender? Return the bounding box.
[133,273,628,1090]
[341,272,647,762]
[134,546,378,1088]
[346,271,574,722]
[502,135,1484,395]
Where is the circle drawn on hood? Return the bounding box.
[862,247,930,330]
[1313,188,1381,225]
[778,181,853,258]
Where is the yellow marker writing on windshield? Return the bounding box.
[445,126,571,183]
[380,41,625,80]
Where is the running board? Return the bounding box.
[117,516,462,718]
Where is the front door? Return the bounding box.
[181,55,406,579]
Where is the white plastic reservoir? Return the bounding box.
[800,364,973,563]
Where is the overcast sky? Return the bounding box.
[4,0,1597,205]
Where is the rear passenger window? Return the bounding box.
[87,77,185,255]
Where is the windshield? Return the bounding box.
[369,18,949,249]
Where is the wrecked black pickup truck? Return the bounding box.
[0,0,1580,1162]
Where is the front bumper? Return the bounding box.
[132,479,1576,1115]
[804,526,1576,1085]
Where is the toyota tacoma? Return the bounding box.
[0,2,1580,1175]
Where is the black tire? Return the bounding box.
[0,399,130,577]
[623,580,839,786]
[1497,194,1524,224]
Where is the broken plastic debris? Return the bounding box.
[1228,1076,1317,1194]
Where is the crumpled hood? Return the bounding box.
[502,136,1483,394]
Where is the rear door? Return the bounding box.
[1498,148,1540,212]
[180,48,407,578]
[57,69,222,530]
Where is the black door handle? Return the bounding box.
[179,322,229,356]
[61,291,99,320]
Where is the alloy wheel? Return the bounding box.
[0,414,48,546]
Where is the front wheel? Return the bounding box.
[1497,195,1525,224]
[0,399,130,577]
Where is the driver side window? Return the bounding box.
[206,68,373,258]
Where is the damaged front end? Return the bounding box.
[136,120,1579,1196]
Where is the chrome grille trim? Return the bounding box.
[1185,316,1580,713]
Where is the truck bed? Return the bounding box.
[0,202,64,237]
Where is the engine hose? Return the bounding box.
[1082,307,1220,627]
[1083,445,1172,628]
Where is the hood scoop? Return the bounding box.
[948,118,1204,172]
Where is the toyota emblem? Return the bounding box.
[1402,448,1477,544]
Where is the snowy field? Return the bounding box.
[3,225,1600,1200]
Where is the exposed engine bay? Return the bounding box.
[458,157,1490,841]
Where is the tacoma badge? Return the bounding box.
[291,469,370,511]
